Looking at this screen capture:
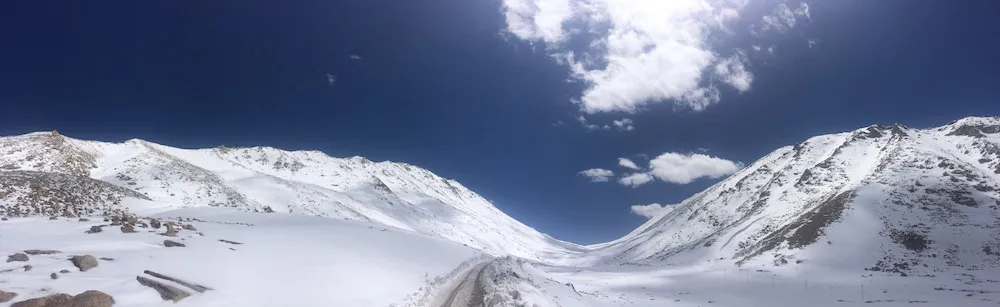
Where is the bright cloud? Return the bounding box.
[619,172,653,187]
[576,115,610,131]
[618,157,640,170]
[501,0,812,114]
[612,118,634,131]
[578,168,614,182]
[648,152,742,184]
[349,54,363,60]
[630,203,675,219]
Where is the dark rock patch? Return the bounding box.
[143,270,213,293]
[149,219,161,229]
[218,239,243,245]
[85,226,102,234]
[70,255,98,271]
[59,269,70,273]
[136,275,190,302]
[7,253,28,262]
[98,257,114,261]
[889,229,931,252]
[120,224,136,233]
[24,250,60,255]
[163,240,185,247]
[182,224,197,231]
[70,290,114,307]
[77,218,89,222]
[22,265,31,272]
[50,273,58,280]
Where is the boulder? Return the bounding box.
[22,265,32,272]
[70,255,98,272]
[59,269,70,273]
[136,276,190,302]
[6,253,28,262]
[120,224,136,233]
[150,219,161,229]
[78,218,90,222]
[70,290,114,307]
[85,226,103,234]
[124,215,138,225]
[9,293,72,307]
[50,273,58,280]
[182,224,197,231]
[0,290,16,303]
[1,217,8,221]
[48,216,58,220]
[163,240,185,248]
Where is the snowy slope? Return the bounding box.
[0,131,583,262]
[588,117,1000,276]
[0,207,484,307]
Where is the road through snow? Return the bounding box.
[436,260,491,307]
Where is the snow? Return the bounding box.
[0,208,482,307]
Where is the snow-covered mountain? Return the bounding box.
[589,116,1000,275]
[0,131,583,261]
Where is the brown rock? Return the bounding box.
[136,276,190,302]
[9,293,72,307]
[70,290,114,307]
[0,289,16,303]
[164,224,177,237]
[182,224,197,231]
[85,226,103,234]
[120,224,136,233]
[69,255,98,271]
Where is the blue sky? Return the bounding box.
[1,1,999,244]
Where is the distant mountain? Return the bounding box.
[3,117,998,275]
[588,116,1000,275]
[0,131,583,261]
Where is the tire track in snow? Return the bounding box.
[436,260,491,307]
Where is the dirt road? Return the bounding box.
[437,260,491,307]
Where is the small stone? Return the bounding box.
[22,265,31,272]
[71,290,114,307]
[86,225,103,234]
[98,257,114,261]
[0,289,16,303]
[50,273,58,279]
[70,255,98,271]
[1,217,8,221]
[24,249,60,255]
[49,216,58,220]
[10,293,72,307]
[78,218,90,222]
[150,219,162,229]
[60,269,70,273]
[6,253,28,262]
[182,224,197,231]
[163,240,186,247]
[120,224,136,233]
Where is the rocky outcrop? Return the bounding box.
[143,270,213,293]
[0,289,16,303]
[69,290,114,307]
[8,291,113,307]
[23,249,60,255]
[9,293,71,307]
[163,240,185,247]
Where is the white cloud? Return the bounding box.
[619,172,654,187]
[618,157,641,170]
[713,50,752,92]
[807,38,819,48]
[648,152,742,184]
[759,2,810,34]
[576,115,611,131]
[501,0,809,114]
[578,168,614,182]
[612,118,634,131]
[630,203,675,219]
[326,73,337,86]
[349,54,363,60]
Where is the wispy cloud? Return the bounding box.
[576,115,610,131]
[326,73,337,86]
[630,203,675,219]
[578,168,614,182]
[612,118,634,131]
[349,54,363,60]
[618,157,641,170]
[619,172,654,188]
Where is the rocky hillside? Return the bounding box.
[0,131,583,261]
[588,116,1000,275]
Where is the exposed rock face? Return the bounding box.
[69,255,98,271]
[164,224,177,237]
[7,253,28,262]
[136,276,190,302]
[143,270,213,293]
